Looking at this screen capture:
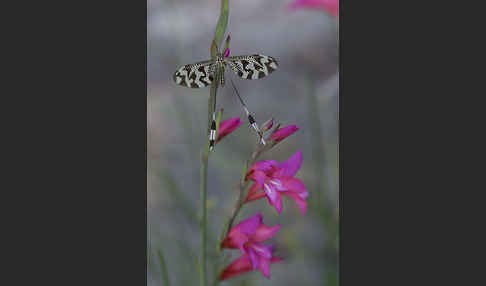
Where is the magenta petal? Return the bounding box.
[220,250,282,281]
[232,213,263,236]
[246,183,266,202]
[259,257,271,278]
[250,170,267,186]
[224,47,230,58]
[231,231,249,249]
[248,248,259,270]
[282,178,309,200]
[251,244,273,259]
[249,182,262,194]
[295,198,307,214]
[251,160,279,173]
[281,177,307,194]
[220,254,252,280]
[299,191,309,199]
[320,0,339,17]
[275,150,303,178]
[253,224,281,243]
[282,192,307,215]
[273,194,283,214]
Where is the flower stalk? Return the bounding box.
[200,1,229,286]
[218,143,266,247]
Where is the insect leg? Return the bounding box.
[229,78,266,145]
[208,80,218,151]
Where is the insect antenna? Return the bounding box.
[229,77,266,145]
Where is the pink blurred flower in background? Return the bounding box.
[221,213,282,279]
[216,117,243,142]
[246,150,309,214]
[288,0,339,17]
[271,125,299,143]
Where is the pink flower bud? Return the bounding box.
[262,118,274,131]
[216,117,243,142]
[223,48,230,58]
[270,125,299,143]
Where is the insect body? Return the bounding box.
[173,53,278,151]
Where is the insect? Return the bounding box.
[173,53,278,88]
[173,52,279,151]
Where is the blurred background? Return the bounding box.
[148,0,338,285]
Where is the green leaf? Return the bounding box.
[157,248,170,286]
[197,257,203,286]
[213,0,229,50]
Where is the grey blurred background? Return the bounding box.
[148,0,339,285]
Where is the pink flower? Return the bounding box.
[246,150,309,214]
[270,125,299,143]
[220,253,283,280]
[223,47,230,58]
[216,117,243,142]
[288,0,339,17]
[221,213,282,278]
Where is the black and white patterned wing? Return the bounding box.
[173,60,215,88]
[225,54,278,80]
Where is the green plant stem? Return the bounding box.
[200,46,219,286]
[200,79,219,286]
[200,153,208,286]
[201,2,229,285]
[217,144,265,252]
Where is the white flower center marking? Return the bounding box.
[269,179,282,188]
[264,183,273,195]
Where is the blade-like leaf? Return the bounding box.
[157,248,170,286]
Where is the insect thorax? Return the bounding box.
[214,53,226,87]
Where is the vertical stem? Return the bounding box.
[200,61,218,286]
[200,153,208,286]
[201,1,229,285]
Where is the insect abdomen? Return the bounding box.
[220,67,225,87]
